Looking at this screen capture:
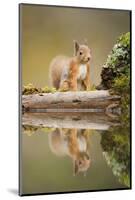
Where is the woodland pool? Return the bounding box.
[20,4,131,195]
[20,112,130,195]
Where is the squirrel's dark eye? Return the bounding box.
[80,52,82,55]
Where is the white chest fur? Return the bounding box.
[77,64,87,80]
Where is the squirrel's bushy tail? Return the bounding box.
[49,55,69,89]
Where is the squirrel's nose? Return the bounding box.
[87,57,90,61]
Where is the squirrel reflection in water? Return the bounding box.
[49,128,91,176]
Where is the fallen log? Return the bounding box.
[22,112,120,130]
[22,90,121,114]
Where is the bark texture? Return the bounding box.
[22,90,120,113]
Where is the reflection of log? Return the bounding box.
[22,91,120,113]
[22,112,120,130]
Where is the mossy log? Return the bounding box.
[22,112,120,130]
[22,90,121,114]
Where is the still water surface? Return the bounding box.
[21,113,130,195]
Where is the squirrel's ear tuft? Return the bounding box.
[73,40,80,56]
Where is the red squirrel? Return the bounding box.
[49,41,91,91]
[49,128,91,175]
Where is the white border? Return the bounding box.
[0,0,134,199]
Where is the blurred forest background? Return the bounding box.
[21,4,130,87]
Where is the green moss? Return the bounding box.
[42,86,57,93]
[88,84,97,91]
[58,87,69,92]
[22,84,57,95]
[40,127,56,133]
[22,125,39,136]
[98,32,130,90]
[106,32,130,72]
[99,34,131,186]
[101,126,130,187]
[98,32,130,124]
[23,125,56,136]
[22,83,40,95]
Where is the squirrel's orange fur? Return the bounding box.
[49,128,91,175]
[49,41,91,91]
